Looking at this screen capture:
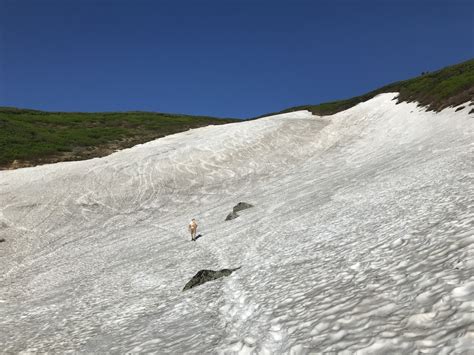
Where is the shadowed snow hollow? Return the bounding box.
[1,93,473,354]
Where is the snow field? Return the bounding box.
[0,93,473,353]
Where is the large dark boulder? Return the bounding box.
[233,202,254,213]
[183,267,241,291]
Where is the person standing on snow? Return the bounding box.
[188,218,198,241]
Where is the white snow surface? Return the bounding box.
[1,93,473,354]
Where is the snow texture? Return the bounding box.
[1,93,473,354]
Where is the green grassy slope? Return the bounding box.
[0,109,236,169]
[274,58,474,116]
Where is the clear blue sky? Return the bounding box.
[1,0,473,118]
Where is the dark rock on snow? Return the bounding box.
[225,211,239,221]
[183,267,241,291]
[225,202,254,221]
[0,238,5,243]
[233,202,254,213]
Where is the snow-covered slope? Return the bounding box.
[1,93,473,354]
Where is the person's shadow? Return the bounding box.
[194,234,203,241]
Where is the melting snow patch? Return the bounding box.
[1,94,473,353]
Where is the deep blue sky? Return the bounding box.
[1,0,473,118]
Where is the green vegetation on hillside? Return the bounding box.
[0,109,236,169]
[277,58,474,116]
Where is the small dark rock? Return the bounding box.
[469,108,474,115]
[183,267,241,291]
[455,106,465,112]
[0,238,5,243]
[225,202,254,221]
[232,202,254,213]
[225,211,239,221]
